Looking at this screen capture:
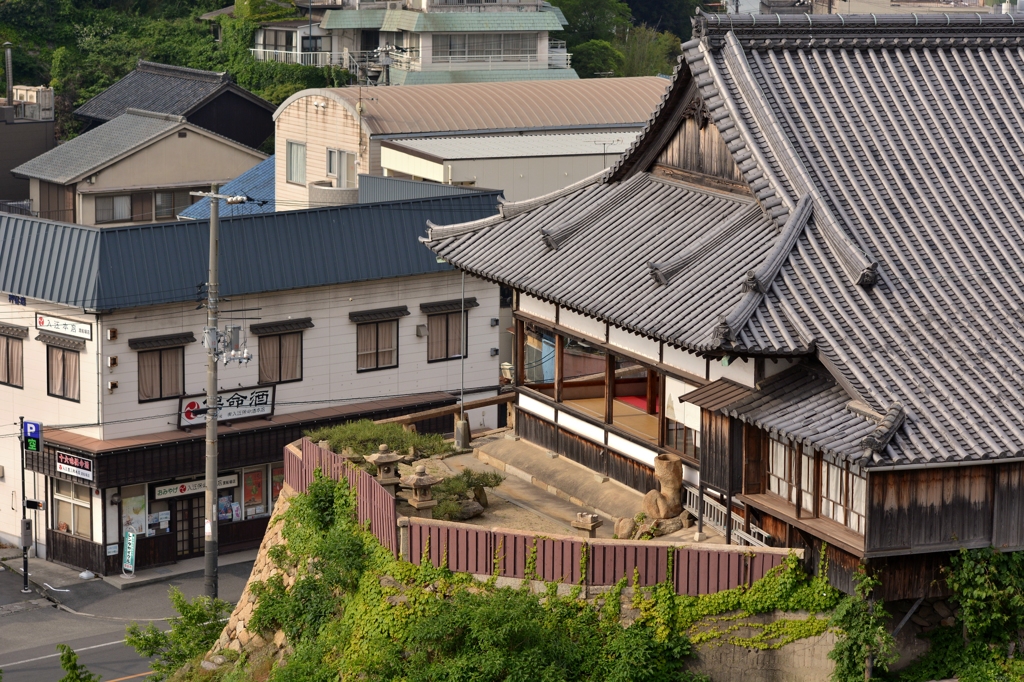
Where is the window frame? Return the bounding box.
[94,194,133,224]
[0,334,24,389]
[257,331,304,385]
[426,311,468,363]
[46,346,80,402]
[326,148,357,189]
[52,478,92,540]
[137,346,186,403]
[355,320,399,373]
[286,141,307,186]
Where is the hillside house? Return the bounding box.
[11,110,266,225]
[424,12,1024,600]
[74,61,276,150]
[250,0,574,85]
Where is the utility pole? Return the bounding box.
[204,185,220,599]
[18,416,29,593]
[191,186,251,599]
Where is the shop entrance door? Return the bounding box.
[175,495,205,558]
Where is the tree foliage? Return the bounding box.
[571,40,624,79]
[826,568,897,682]
[616,24,681,78]
[124,586,234,681]
[622,0,701,42]
[56,644,100,682]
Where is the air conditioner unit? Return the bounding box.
[388,1,401,8]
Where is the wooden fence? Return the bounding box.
[285,438,790,594]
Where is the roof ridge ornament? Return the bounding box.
[860,401,906,453]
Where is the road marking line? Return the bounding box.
[0,639,125,667]
[106,672,151,681]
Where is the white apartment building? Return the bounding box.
[0,190,501,574]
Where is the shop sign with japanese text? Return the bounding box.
[56,451,94,481]
[177,385,275,428]
[153,474,239,500]
[35,313,92,340]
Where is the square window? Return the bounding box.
[47,346,80,401]
[138,347,185,401]
[427,312,467,362]
[356,321,398,371]
[258,332,303,384]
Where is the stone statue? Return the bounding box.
[642,453,684,519]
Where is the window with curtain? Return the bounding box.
[0,335,23,388]
[820,461,866,534]
[95,194,132,223]
[287,142,306,185]
[356,321,398,371]
[427,312,466,362]
[258,332,303,384]
[52,479,92,540]
[154,191,197,220]
[47,346,80,401]
[138,347,185,401]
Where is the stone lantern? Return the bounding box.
[400,465,442,518]
[571,512,603,538]
[367,444,402,496]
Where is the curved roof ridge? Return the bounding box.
[695,10,1024,47]
[540,173,649,249]
[719,195,814,342]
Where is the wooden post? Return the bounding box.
[554,334,565,402]
[696,480,705,537]
[794,443,803,520]
[726,428,734,545]
[657,373,666,448]
[604,352,615,424]
[514,318,526,386]
[645,369,657,414]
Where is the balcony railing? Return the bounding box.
[683,484,772,547]
[430,52,572,69]
[250,48,339,66]
[549,39,566,50]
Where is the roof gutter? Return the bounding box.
[371,123,647,141]
[867,455,1024,472]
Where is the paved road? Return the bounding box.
[0,562,252,681]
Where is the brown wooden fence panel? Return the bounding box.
[285,438,794,596]
[589,542,671,587]
[748,550,785,585]
[675,548,748,595]
[408,520,493,574]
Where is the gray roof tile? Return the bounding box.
[0,192,500,311]
[74,61,236,123]
[426,13,1024,468]
[12,110,184,185]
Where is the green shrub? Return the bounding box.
[306,419,454,458]
[827,569,897,682]
[124,587,233,681]
[56,645,99,682]
[431,469,505,520]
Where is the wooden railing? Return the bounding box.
[375,392,514,427]
[285,438,796,594]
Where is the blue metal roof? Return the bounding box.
[178,156,277,220]
[0,191,500,311]
[356,175,491,204]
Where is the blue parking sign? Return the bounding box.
[23,421,42,452]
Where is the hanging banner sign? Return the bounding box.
[177,385,275,428]
[35,313,92,340]
[153,474,239,500]
[56,451,94,481]
[122,530,137,575]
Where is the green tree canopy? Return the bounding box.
[549,0,632,48]
[571,40,624,79]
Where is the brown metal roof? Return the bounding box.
[276,78,670,136]
[682,379,752,412]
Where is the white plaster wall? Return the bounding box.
[99,271,501,440]
[0,300,102,545]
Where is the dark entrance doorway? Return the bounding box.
[175,495,205,558]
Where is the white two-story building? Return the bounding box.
[0,189,501,574]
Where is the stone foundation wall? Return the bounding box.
[205,484,297,668]
[688,613,837,682]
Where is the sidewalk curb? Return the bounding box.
[0,558,56,603]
